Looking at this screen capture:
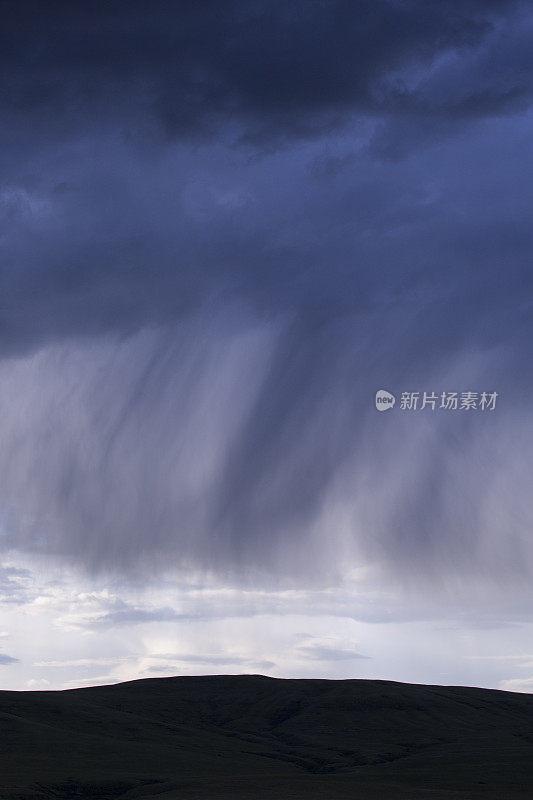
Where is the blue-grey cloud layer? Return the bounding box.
[0,1,532,588]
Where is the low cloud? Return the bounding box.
[0,566,34,605]
[296,645,369,662]
[499,676,533,694]
[0,653,19,665]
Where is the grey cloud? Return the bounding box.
[0,653,19,665]
[296,645,369,661]
[152,654,251,665]
[90,607,180,627]
[64,594,184,628]
[0,566,34,605]
[140,655,277,675]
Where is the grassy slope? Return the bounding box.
[0,675,532,799]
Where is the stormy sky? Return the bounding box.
[0,0,532,692]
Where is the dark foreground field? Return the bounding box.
[0,675,532,799]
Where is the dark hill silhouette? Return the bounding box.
[0,675,532,798]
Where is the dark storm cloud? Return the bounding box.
[1,0,526,149]
[0,1,532,589]
[1,0,531,353]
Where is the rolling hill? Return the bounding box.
[0,675,532,799]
